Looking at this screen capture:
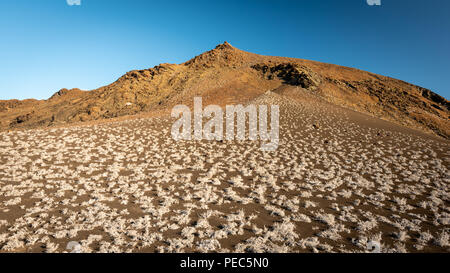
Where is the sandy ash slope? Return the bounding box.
[0,88,448,253]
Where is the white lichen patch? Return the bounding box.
[0,94,448,253]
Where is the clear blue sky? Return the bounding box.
[0,0,448,100]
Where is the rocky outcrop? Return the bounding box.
[252,63,322,90]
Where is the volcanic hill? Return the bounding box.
[1,42,448,138]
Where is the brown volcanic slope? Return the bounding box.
[1,42,449,137]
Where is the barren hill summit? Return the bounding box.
[1,42,448,138]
